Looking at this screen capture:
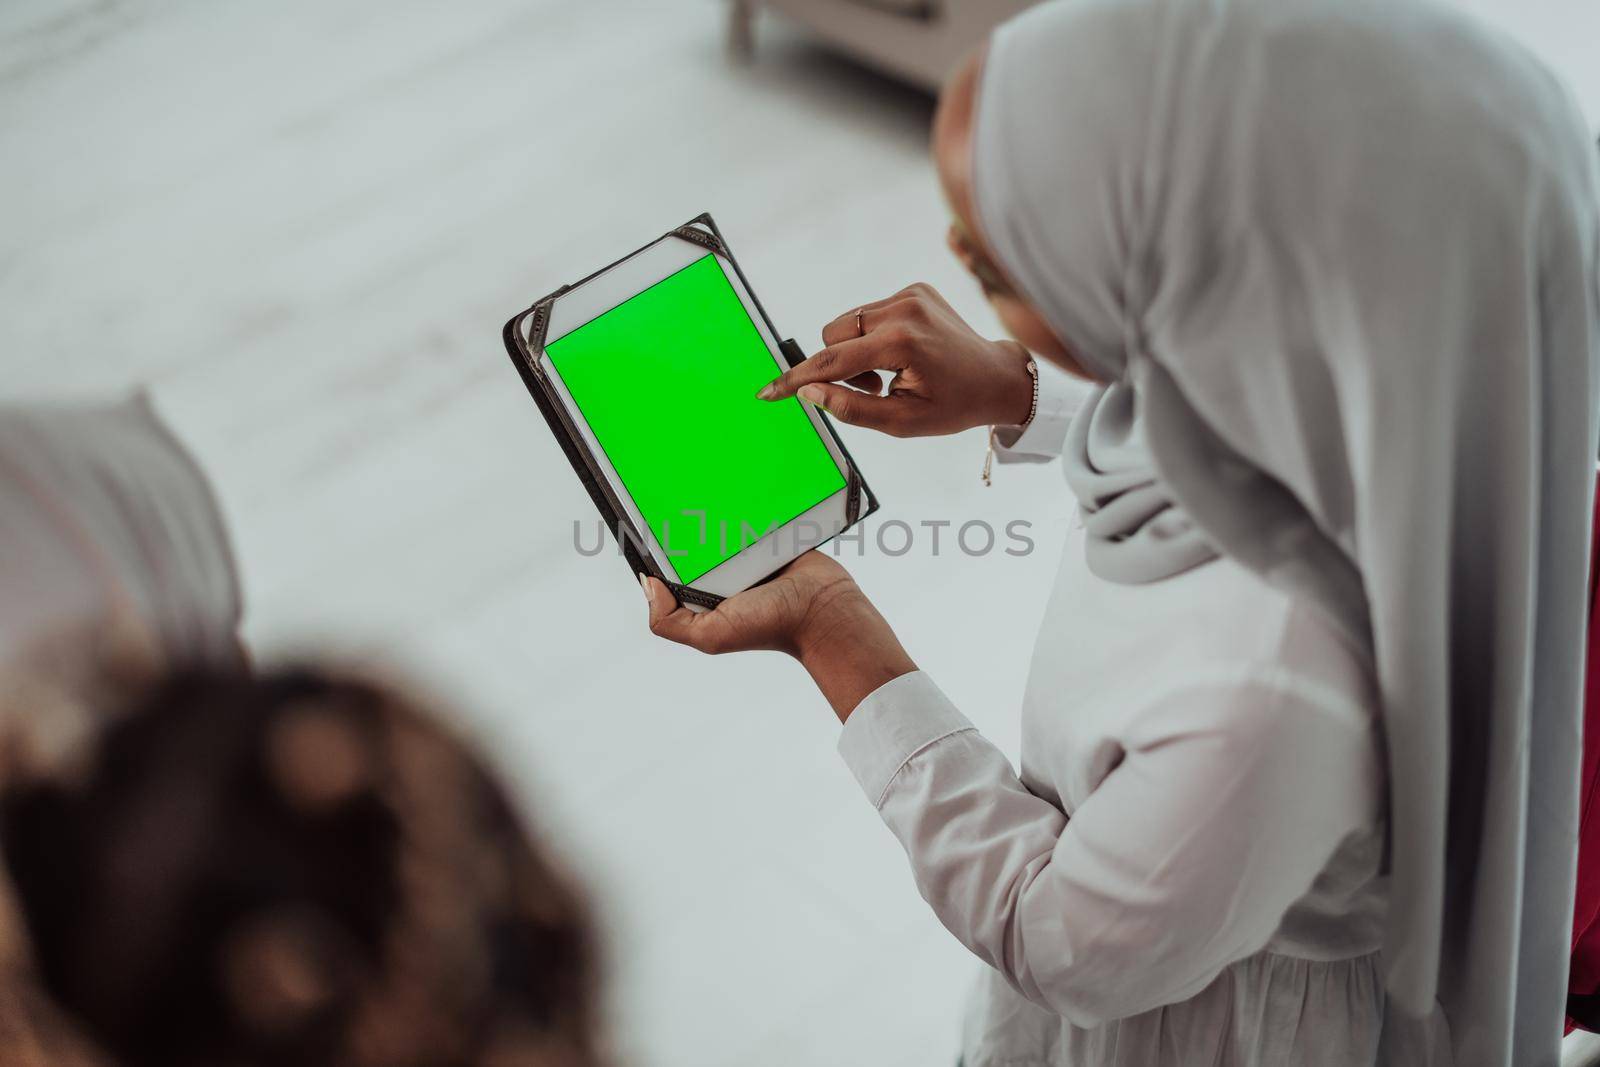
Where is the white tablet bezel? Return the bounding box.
[531,231,853,600]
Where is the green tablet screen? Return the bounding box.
[545,253,846,583]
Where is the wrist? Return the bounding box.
[795,586,917,723]
[987,340,1036,427]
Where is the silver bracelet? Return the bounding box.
[1021,355,1040,426]
[983,356,1038,487]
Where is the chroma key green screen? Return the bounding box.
[544,253,846,583]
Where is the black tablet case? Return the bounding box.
[502,213,880,610]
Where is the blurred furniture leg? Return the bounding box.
[729,0,756,60]
[746,0,1043,92]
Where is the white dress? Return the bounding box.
[836,369,1450,1066]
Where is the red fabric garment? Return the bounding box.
[1568,478,1600,1034]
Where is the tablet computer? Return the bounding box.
[503,214,878,611]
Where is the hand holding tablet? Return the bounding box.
[503,215,878,611]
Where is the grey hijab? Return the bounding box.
[1062,381,1216,583]
[975,1,1600,1063]
[0,395,243,669]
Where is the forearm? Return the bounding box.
[795,588,917,723]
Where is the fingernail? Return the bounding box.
[756,383,777,401]
[639,573,653,604]
[797,385,825,407]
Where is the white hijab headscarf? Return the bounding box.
[974,0,1600,1062]
[0,395,243,672]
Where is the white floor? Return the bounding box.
[4,3,1597,1066]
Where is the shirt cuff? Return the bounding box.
[837,670,975,808]
[992,359,1087,463]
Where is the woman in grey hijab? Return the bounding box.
[647,0,1600,1064]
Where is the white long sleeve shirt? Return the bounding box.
[837,368,1449,1066]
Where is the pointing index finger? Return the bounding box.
[756,335,894,402]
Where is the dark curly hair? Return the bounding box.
[1,667,603,1067]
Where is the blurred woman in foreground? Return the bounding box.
[0,400,604,1067]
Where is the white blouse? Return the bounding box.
[837,368,1449,1066]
